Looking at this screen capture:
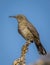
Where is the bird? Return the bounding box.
[9,14,47,55]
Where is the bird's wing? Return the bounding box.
[27,21,39,39]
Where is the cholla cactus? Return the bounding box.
[28,54,50,65]
[34,54,50,65]
[13,41,31,65]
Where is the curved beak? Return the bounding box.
[9,16,16,18]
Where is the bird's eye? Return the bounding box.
[19,16,23,20]
[17,16,23,21]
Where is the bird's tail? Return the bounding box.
[35,41,47,55]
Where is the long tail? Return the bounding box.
[35,41,47,55]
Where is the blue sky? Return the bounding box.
[0,0,50,65]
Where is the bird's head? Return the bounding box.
[9,14,26,23]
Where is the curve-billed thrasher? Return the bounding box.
[9,14,47,55]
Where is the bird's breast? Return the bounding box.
[19,25,33,39]
[19,26,29,35]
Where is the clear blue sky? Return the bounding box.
[0,0,50,65]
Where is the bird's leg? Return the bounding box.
[13,40,31,65]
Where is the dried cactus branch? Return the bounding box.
[13,41,31,65]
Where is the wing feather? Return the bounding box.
[27,21,39,39]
